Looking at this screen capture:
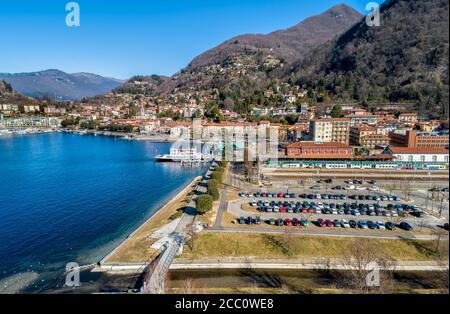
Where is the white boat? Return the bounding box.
[155,148,212,162]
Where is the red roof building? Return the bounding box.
[285,142,354,159]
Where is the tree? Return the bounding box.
[211,170,224,183]
[330,104,343,118]
[336,240,396,294]
[196,195,213,215]
[207,179,220,201]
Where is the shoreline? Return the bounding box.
[99,175,204,266]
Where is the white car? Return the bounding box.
[352,210,361,216]
[341,220,350,228]
[369,186,380,191]
[251,201,257,207]
[376,221,386,230]
[317,202,324,209]
[355,186,366,191]
[391,210,398,217]
[345,185,356,190]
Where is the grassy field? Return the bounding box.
[181,232,440,261]
[105,178,200,263]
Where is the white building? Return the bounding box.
[384,147,449,163]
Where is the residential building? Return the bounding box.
[345,114,377,126]
[398,113,418,123]
[310,118,350,144]
[349,125,376,146]
[360,134,390,149]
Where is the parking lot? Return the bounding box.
[227,183,447,233]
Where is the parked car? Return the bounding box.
[325,220,334,227]
[399,222,414,231]
[349,220,357,228]
[341,220,350,228]
[317,218,326,228]
[333,219,342,228]
[367,221,377,229]
[311,185,322,190]
[411,211,425,218]
[301,218,309,227]
[285,218,292,226]
[358,220,368,229]
[268,218,276,225]
[376,221,386,230]
[385,222,396,231]
[238,217,246,224]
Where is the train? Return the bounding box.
[278,161,448,171]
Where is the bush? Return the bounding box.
[207,180,220,201]
[169,209,184,221]
[196,195,213,215]
[211,170,224,182]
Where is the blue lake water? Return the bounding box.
[0,133,206,292]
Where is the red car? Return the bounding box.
[280,207,287,213]
[278,192,285,198]
[285,218,292,226]
[307,208,316,214]
[317,218,326,227]
[301,208,308,213]
[325,220,334,227]
[292,218,301,226]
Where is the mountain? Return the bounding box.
[289,0,449,117]
[158,4,363,96]
[0,69,124,101]
[188,4,363,69]
[0,80,38,106]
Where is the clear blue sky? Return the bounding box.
[0,0,381,79]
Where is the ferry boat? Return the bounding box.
[155,148,211,162]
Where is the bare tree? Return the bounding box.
[431,228,449,293]
[338,240,397,294]
[186,223,197,252]
[182,277,197,294]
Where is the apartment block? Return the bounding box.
[310,118,350,144]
